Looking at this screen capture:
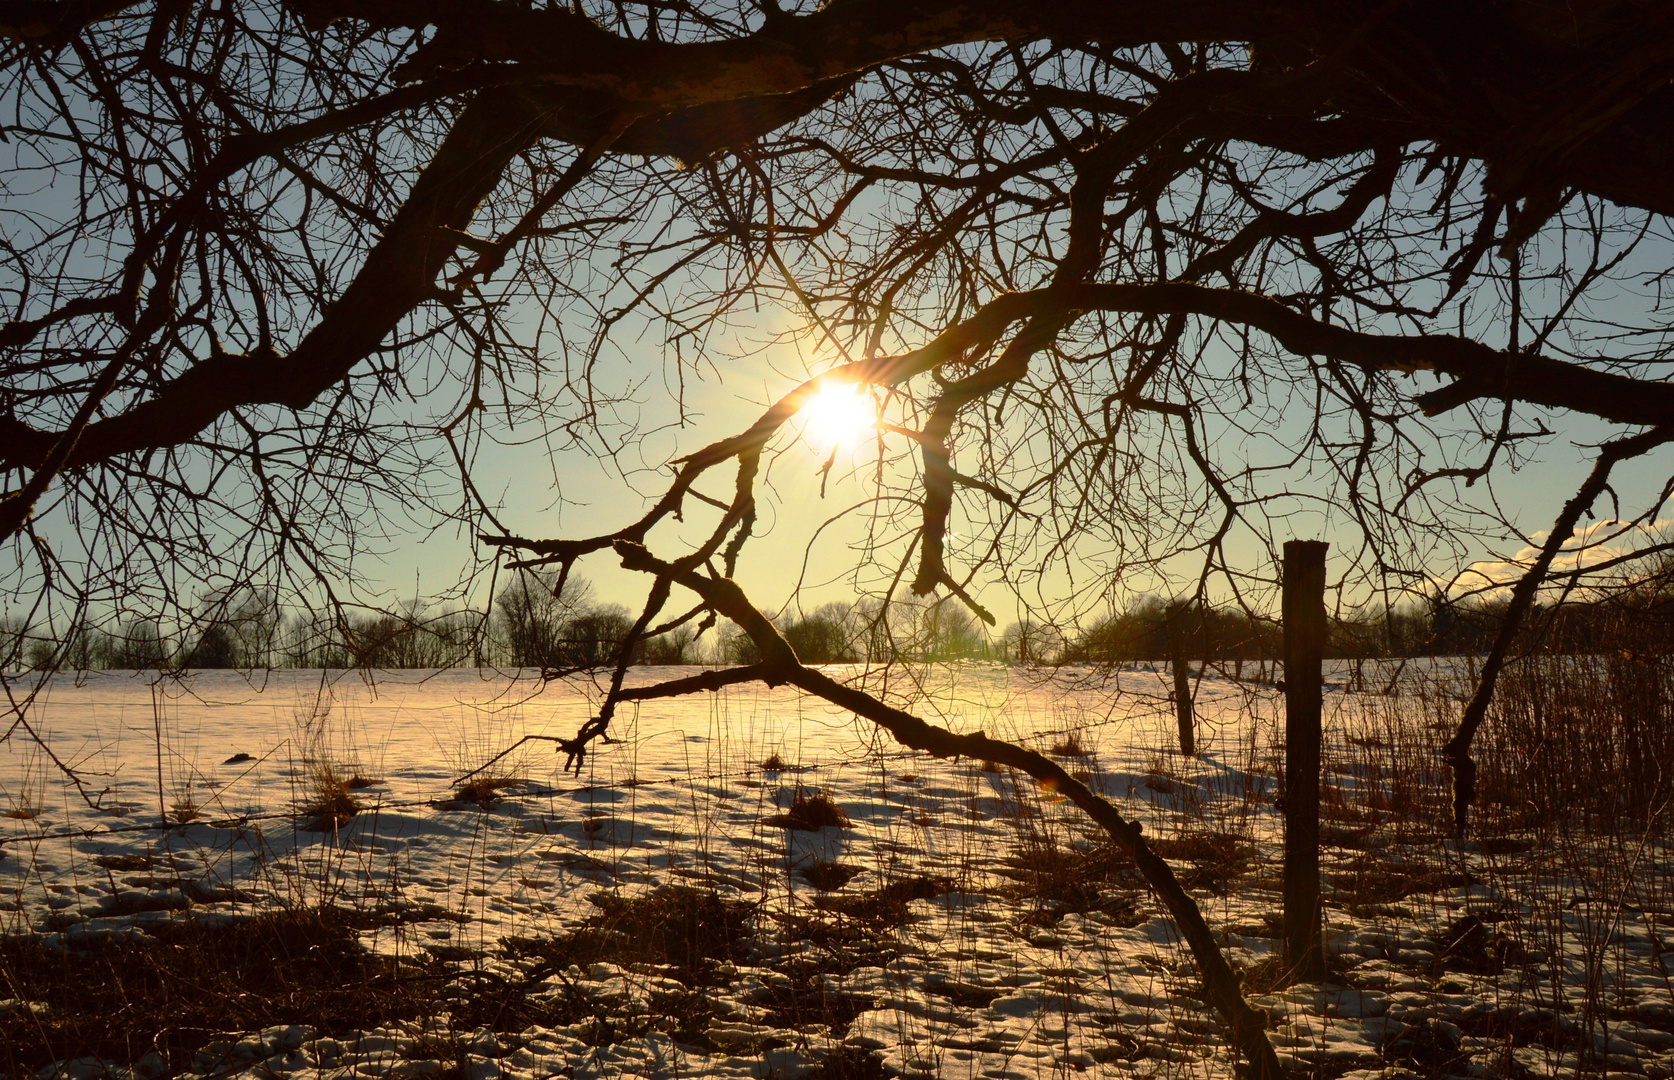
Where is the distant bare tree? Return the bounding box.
[492,570,593,669]
[777,602,862,665]
[185,589,280,668]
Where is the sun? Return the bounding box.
[801,382,875,449]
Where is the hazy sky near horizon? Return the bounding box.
[354,320,1674,631]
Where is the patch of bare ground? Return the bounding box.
[1234,952,1356,996]
[753,959,877,1039]
[1328,853,1471,916]
[1318,823,1376,849]
[996,836,1146,926]
[770,901,907,978]
[1084,1028,1145,1064]
[1454,1006,1579,1054]
[1434,912,1524,975]
[1380,1016,1477,1080]
[0,908,430,1077]
[814,874,954,925]
[1292,1053,1392,1080]
[363,900,474,928]
[92,853,153,872]
[1320,779,1389,827]
[440,774,524,811]
[1471,834,1533,855]
[481,887,765,1052]
[806,1045,889,1079]
[1147,828,1256,895]
[923,976,1007,1009]
[504,885,754,984]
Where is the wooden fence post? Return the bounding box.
[1283,539,1328,982]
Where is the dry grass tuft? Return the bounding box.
[802,856,860,892]
[1328,854,1471,917]
[998,835,1144,926]
[751,962,877,1040]
[761,752,789,772]
[1049,732,1089,758]
[767,789,852,831]
[94,854,152,871]
[807,1045,889,1079]
[445,774,521,810]
[0,908,429,1077]
[299,763,361,831]
[1147,829,1256,894]
[815,874,953,924]
[1435,912,1524,975]
[506,885,754,981]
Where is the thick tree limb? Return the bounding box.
[14,274,1673,479]
[0,87,558,474]
[282,0,1674,217]
[0,351,129,537]
[0,0,138,43]
[611,539,1284,1080]
[538,75,865,163]
[294,0,1267,99]
[1060,284,1674,428]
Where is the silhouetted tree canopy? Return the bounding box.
[4,2,1674,637]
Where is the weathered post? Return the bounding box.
[1169,614,1195,756]
[1283,539,1328,982]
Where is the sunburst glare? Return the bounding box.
[801,382,875,449]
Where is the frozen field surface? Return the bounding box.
[1,665,1671,1080]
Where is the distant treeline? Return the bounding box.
[6,569,1671,671]
[1058,586,1674,665]
[490,572,997,667]
[0,571,993,671]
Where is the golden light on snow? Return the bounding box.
[800,381,875,449]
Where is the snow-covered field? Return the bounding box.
[1,664,1671,1080]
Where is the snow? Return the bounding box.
[1,664,1671,1080]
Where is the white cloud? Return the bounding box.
[1442,519,1674,602]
